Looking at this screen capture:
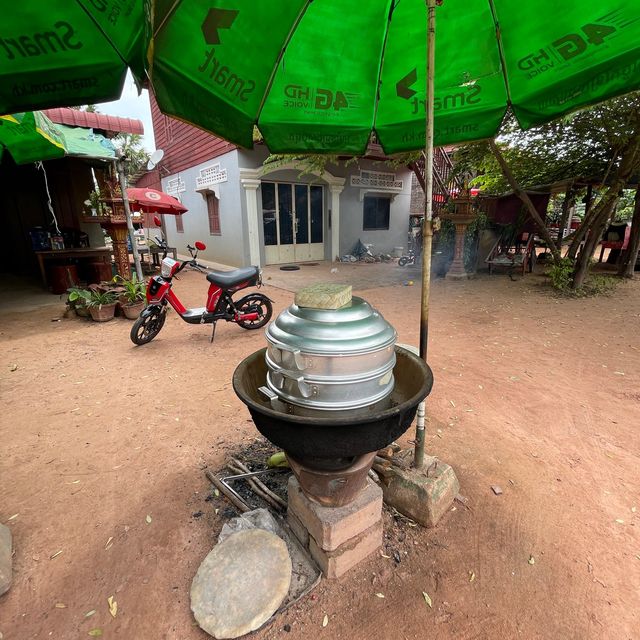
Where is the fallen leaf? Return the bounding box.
[375,593,385,598]
[469,571,475,582]
[322,614,328,627]
[105,537,114,550]
[422,591,432,608]
[55,603,66,609]
[145,515,152,524]
[213,488,220,497]
[108,595,117,618]
[84,610,96,618]
[50,550,63,559]
[7,514,18,521]
[88,629,102,637]
[528,555,535,565]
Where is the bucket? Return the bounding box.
[393,246,404,258]
[48,264,79,295]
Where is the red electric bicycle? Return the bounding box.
[130,221,272,345]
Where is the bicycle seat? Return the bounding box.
[206,266,259,288]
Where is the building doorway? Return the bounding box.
[261,182,324,264]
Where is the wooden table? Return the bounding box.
[35,248,112,289]
[135,246,178,267]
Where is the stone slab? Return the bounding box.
[294,283,352,309]
[309,519,382,579]
[381,457,459,528]
[0,522,12,596]
[288,476,382,552]
[190,529,291,639]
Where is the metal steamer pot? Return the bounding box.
[264,297,397,412]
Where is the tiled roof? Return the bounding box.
[43,108,143,136]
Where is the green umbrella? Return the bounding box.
[0,2,145,114]
[147,0,640,154]
[0,111,66,164]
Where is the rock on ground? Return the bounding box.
[0,523,12,596]
[190,528,291,639]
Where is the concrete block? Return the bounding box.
[295,283,352,309]
[0,522,12,596]
[381,457,459,528]
[286,509,309,549]
[309,520,382,579]
[288,476,382,552]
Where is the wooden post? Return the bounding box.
[415,0,437,470]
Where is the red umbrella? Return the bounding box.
[126,188,188,215]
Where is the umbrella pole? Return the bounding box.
[115,158,144,281]
[415,0,437,470]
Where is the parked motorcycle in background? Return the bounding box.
[130,217,272,345]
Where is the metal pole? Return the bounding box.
[116,158,143,281]
[415,0,437,469]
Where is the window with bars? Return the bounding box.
[175,214,184,233]
[206,192,221,235]
[363,196,391,230]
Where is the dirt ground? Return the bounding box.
[1,263,639,640]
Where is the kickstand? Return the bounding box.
[210,320,217,343]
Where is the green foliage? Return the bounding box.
[112,274,146,304]
[113,133,150,180]
[86,290,117,308]
[547,258,574,291]
[546,259,618,297]
[67,288,92,306]
[454,93,640,195]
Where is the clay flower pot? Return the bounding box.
[123,301,145,320]
[89,302,117,322]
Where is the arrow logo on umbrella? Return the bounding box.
[396,68,417,99]
[202,8,239,45]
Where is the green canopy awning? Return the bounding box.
[57,124,116,160]
[0,111,66,164]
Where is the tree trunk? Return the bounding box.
[572,126,640,288]
[618,187,640,278]
[489,140,561,263]
[556,185,577,252]
[568,184,597,260]
[572,196,617,288]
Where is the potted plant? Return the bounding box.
[66,287,92,317]
[86,289,118,322]
[113,274,146,319]
[85,189,102,216]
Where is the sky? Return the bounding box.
[98,71,156,153]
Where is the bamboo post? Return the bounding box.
[115,158,144,281]
[415,0,437,470]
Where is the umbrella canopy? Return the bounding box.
[147,0,640,154]
[0,111,66,164]
[126,187,188,215]
[0,3,145,114]
[1,3,638,154]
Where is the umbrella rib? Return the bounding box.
[371,0,399,141]
[487,0,513,109]
[255,0,315,124]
